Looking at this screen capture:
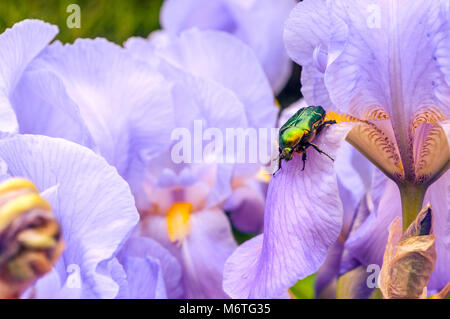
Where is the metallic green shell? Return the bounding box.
[279,106,326,149]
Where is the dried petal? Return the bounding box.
[379,205,437,299]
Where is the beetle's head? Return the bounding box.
[281,147,293,161]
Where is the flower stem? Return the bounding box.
[399,184,426,231]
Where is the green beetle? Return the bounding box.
[274,105,336,175]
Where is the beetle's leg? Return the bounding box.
[273,158,282,176]
[301,152,307,171]
[322,120,336,127]
[273,148,283,176]
[316,120,336,135]
[308,142,334,162]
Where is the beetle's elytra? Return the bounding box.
[274,105,336,175]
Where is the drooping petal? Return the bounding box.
[141,209,237,298]
[223,123,352,298]
[20,39,175,180]
[0,20,58,132]
[0,134,139,298]
[161,0,295,93]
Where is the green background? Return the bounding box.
[0,0,164,44]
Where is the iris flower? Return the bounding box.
[160,0,296,93]
[7,19,277,297]
[224,0,449,298]
[124,28,278,297]
[0,20,182,299]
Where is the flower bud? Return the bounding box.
[379,204,436,299]
[0,178,63,298]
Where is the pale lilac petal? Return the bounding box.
[316,188,372,296]
[161,0,234,33]
[161,0,295,92]
[425,171,450,291]
[25,39,175,179]
[117,237,183,299]
[224,0,295,93]
[339,195,372,274]
[344,179,401,269]
[121,257,167,299]
[326,0,450,124]
[223,123,352,298]
[135,61,248,209]
[335,142,374,221]
[224,179,265,234]
[284,0,332,107]
[147,29,277,129]
[0,20,58,132]
[141,209,237,298]
[315,239,344,298]
[12,69,94,148]
[112,255,166,299]
[0,135,139,298]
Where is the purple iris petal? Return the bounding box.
[0,20,58,132]
[141,209,237,298]
[285,0,450,125]
[126,29,275,233]
[12,69,94,147]
[126,28,277,130]
[0,134,139,298]
[224,179,265,234]
[284,0,332,108]
[325,0,450,123]
[223,124,352,298]
[344,178,401,272]
[13,38,175,180]
[424,171,449,292]
[161,0,296,93]
[116,237,183,299]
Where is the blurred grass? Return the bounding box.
[0,0,164,44]
[290,274,316,299]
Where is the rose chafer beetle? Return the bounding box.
[274,105,336,175]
